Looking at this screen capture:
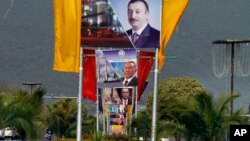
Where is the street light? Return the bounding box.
[22,82,42,93]
[212,39,250,115]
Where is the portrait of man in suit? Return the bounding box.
[119,88,132,105]
[121,61,137,86]
[127,0,160,48]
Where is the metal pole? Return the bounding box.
[135,50,139,118]
[135,86,138,118]
[103,112,106,134]
[230,43,235,115]
[96,47,100,132]
[151,48,159,141]
[212,39,250,115]
[22,82,42,93]
[77,47,83,141]
[96,86,99,132]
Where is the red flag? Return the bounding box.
[82,49,96,102]
[138,51,155,101]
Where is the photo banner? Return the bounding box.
[109,0,161,49]
[81,0,163,136]
[96,49,137,135]
[100,87,135,135]
[96,49,137,87]
[81,1,133,48]
[81,0,161,49]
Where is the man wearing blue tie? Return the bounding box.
[127,0,160,48]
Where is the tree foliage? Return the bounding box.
[144,77,206,140]
[45,98,96,138]
[130,111,151,140]
[168,92,244,141]
[0,87,46,140]
[145,77,245,141]
[146,77,206,114]
[46,98,79,138]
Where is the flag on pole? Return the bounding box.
[82,49,97,102]
[138,51,155,101]
[158,0,190,70]
[53,0,81,72]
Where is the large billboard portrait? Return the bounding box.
[81,0,134,48]
[109,0,161,49]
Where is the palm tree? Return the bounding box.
[130,111,151,140]
[0,87,46,140]
[157,121,186,141]
[156,97,193,141]
[90,131,104,141]
[167,92,244,141]
[82,114,96,137]
[46,98,78,138]
[45,98,93,138]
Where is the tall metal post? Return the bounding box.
[96,86,99,132]
[77,47,83,141]
[151,48,159,141]
[96,49,101,132]
[22,82,42,93]
[230,43,235,115]
[135,50,139,118]
[213,39,250,115]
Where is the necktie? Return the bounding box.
[132,32,139,44]
[123,99,128,105]
[124,80,128,86]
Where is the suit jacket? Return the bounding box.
[121,77,137,86]
[127,24,160,48]
[120,98,132,105]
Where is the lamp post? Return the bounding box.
[247,104,250,124]
[22,82,42,93]
[212,39,250,115]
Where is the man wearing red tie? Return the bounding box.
[121,61,137,86]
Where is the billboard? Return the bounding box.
[82,0,161,49]
[81,0,161,136]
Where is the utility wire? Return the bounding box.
[3,0,15,19]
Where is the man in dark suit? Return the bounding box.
[120,88,132,105]
[121,61,137,86]
[127,0,160,48]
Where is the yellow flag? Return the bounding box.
[53,0,81,72]
[159,0,189,70]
